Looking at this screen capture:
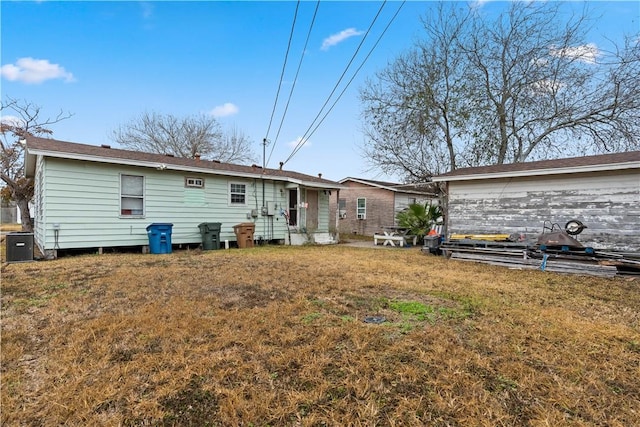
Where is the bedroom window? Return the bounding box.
[229,182,246,205]
[121,174,144,216]
[185,177,204,188]
[357,197,366,220]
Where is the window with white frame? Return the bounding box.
[357,197,366,220]
[185,177,204,188]
[121,174,144,216]
[229,182,246,205]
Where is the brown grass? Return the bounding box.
[1,245,639,426]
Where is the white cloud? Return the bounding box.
[0,115,25,127]
[550,43,601,64]
[0,57,75,84]
[321,28,363,51]
[288,136,311,149]
[209,103,239,118]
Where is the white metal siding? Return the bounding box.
[447,170,640,251]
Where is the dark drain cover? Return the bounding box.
[363,315,386,324]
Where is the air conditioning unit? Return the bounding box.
[357,213,366,220]
[339,210,347,219]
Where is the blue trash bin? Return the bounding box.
[146,223,173,254]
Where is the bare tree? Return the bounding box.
[217,125,256,165]
[360,2,472,181]
[1,97,73,231]
[111,112,257,164]
[360,1,640,181]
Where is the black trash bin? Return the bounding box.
[6,232,34,262]
[198,222,222,250]
[423,235,440,254]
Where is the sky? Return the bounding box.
[1,0,639,183]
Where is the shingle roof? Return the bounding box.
[25,136,343,188]
[339,177,436,194]
[433,151,640,181]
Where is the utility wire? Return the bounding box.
[283,0,387,163]
[264,0,300,143]
[266,0,321,169]
[284,0,406,165]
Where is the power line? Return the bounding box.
[286,1,407,164]
[283,0,405,166]
[266,0,321,169]
[263,0,300,143]
[284,1,387,161]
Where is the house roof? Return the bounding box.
[24,136,344,189]
[339,177,436,195]
[432,151,640,182]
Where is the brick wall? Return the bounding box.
[330,182,395,236]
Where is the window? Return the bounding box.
[229,182,246,205]
[357,198,366,220]
[121,174,144,216]
[338,198,347,219]
[185,177,204,188]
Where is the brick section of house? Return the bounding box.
[331,181,396,236]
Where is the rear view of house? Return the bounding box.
[25,136,343,258]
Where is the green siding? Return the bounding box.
[318,190,330,231]
[36,158,301,250]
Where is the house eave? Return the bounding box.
[432,162,640,182]
[26,147,344,188]
[340,177,434,194]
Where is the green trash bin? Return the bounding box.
[198,222,222,250]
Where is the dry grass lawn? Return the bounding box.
[1,245,639,426]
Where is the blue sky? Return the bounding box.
[2,1,638,182]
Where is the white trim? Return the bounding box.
[356,197,366,220]
[185,177,204,188]
[25,147,344,189]
[339,177,433,194]
[228,181,247,206]
[119,173,145,218]
[432,161,640,182]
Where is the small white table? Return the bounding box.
[374,227,417,247]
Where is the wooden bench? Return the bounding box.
[374,234,418,247]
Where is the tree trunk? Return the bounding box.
[17,198,33,232]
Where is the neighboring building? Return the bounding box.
[431,151,640,252]
[1,200,17,224]
[330,177,437,236]
[24,136,343,258]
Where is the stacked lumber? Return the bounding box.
[438,239,637,278]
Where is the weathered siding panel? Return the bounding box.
[38,158,292,251]
[447,170,639,251]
